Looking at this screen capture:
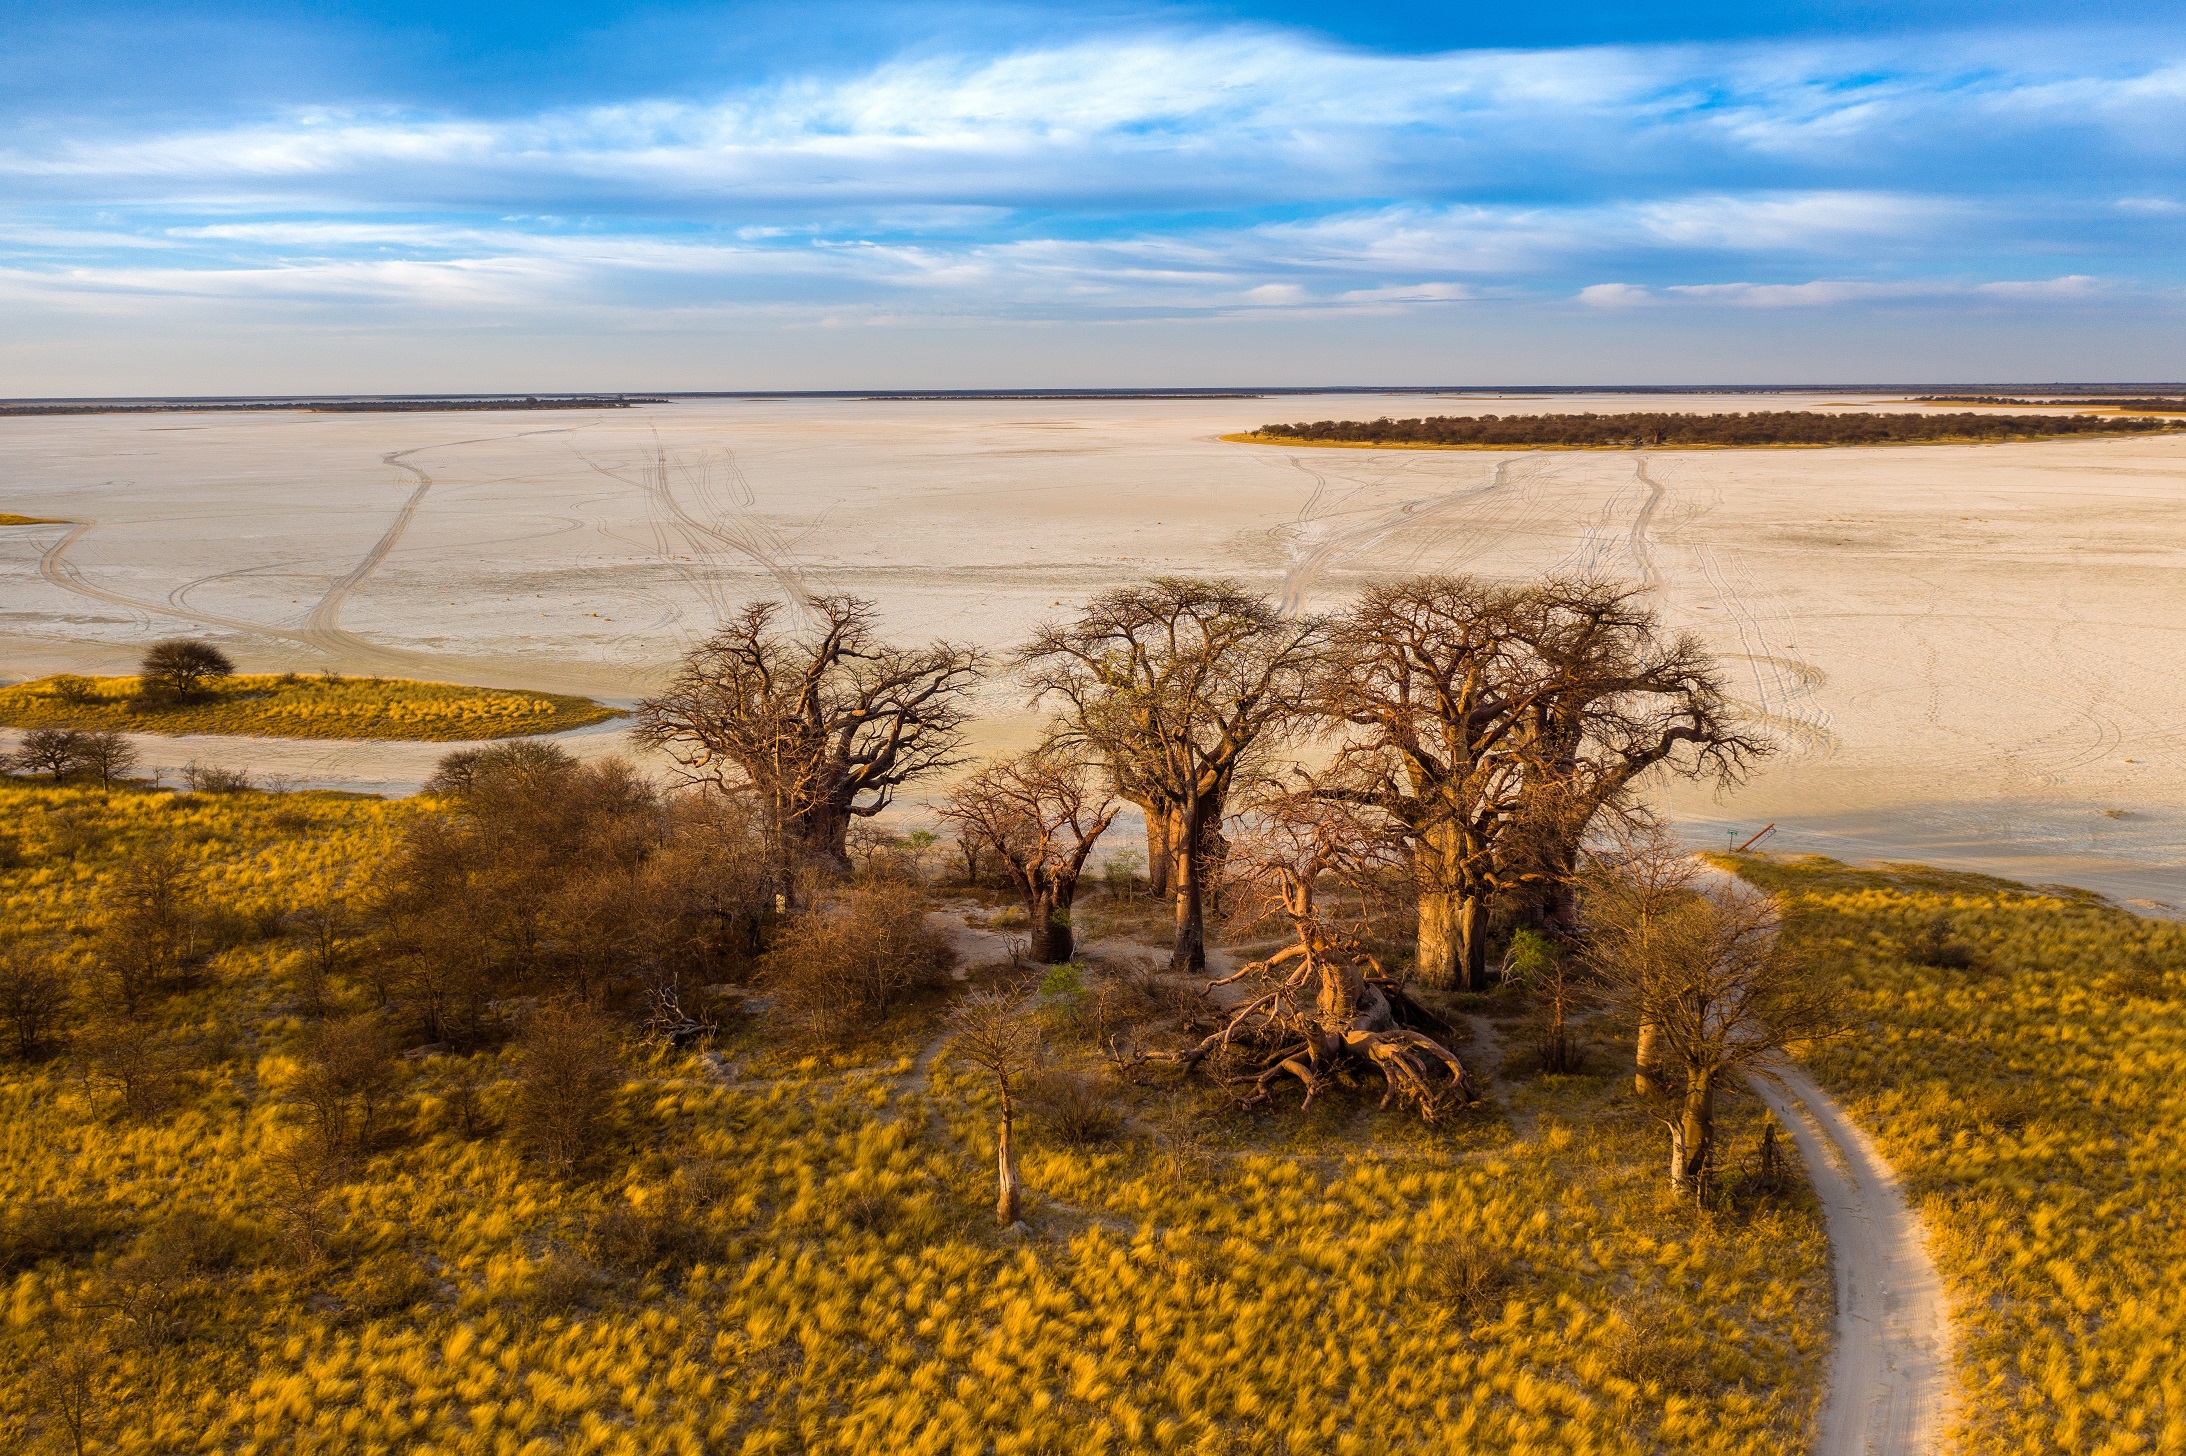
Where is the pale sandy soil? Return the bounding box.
[2,392,2181,909]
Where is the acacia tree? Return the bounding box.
[1506,581,1765,935]
[940,744,1119,963]
[636,596,982,887]
[1582,838,1843,1193]
[77,731,138,790]
[9,728,88,780]
[139,639,235,700]
[1021,578,1323,973]
[1316,577,1545,992]
[1160,792,1474,1120]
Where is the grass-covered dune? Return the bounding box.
[1726,854,2186,1456]
[0,776,1833,1455]
[1230,411,2186,450]
[0,513,69,526]
[0,673,621,742]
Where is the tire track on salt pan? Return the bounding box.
[298,449,434,660]
[568,438,812,631]
[1277,455,1542,616]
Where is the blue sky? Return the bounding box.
[4,1,2184,391]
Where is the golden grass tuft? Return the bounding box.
[0,673,621,741]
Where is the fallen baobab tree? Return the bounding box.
[1150,796,1477,1122]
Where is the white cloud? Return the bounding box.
[1576,282,1656,307]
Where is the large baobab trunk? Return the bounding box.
[1144,806,1175,899]
[1412,822,1491,992]
[1029,890,1074,963]
[1173,849,1206,974]
[1415,887,1489,992]
[1671,1067,1716,1192]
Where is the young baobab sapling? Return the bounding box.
[947,989,1044,1226]
[940,742,1119,962]
[1503,927,1589,1074]
[1583,836,1844,1194]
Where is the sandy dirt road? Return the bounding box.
[1751,1061,1954,1456]
[1692,859,1955,1456]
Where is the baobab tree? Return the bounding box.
[1315,577,1546,992]
[948,989,1044,1226]
[636,596,982,887]
[1021,578,1323,973]
[1158,792,1475,1120]
[1506,580,1764,935]
[1582,836,1842,1194]
[940,744,1118,962]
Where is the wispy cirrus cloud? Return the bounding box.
[2,18,2184,384]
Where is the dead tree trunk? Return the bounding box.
[1152,810,1478,1122]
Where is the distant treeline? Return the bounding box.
[1249,411,2186,448]
[0,396,666,418]
[1915,395,2186,412]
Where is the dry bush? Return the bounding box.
[97,840,203,1011]
[181,761,254,794]
[587,1184,714,1276]
[25,1321,115,1456]
[512,1003,624,1175]
[1024,1068,1123,1146]
[286,1013,401,1156]
[77,1016,184,1120]
[0,941,70,1059]
[763,880,954,1038]
[0,1198,126,1274]
[259,1134,344,1265]
[91,1210,254,1349]
[516,1249,605,1315]
[339,1254,435,1324]
[1605,1297,1718,1395]
[1909,915,1980,971]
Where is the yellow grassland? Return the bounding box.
[1725,854,2186,1456]
[0,513,69,526]
[0,673,621,741]
[0,779,1832,1455]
